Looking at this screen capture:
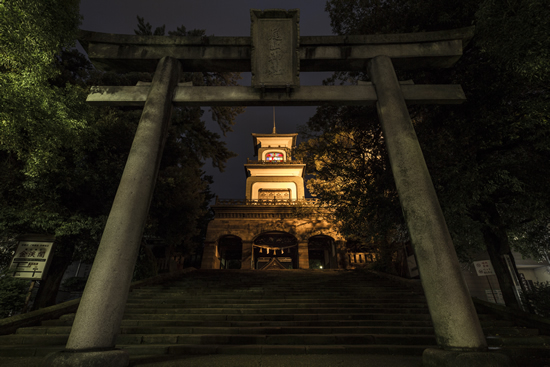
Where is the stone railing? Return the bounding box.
[246,158,303,164]
[215,198,320,206]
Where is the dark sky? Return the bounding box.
[79,0,334,199]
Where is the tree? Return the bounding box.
[0,9,242,310]
[0,0,100,310]
[298,0,550,309]
[132,16,243,268]
[0,0,84,177]
[296,105,404,274]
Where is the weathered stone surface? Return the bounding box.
[368,55,487,350]
[78,27,474,73]
[65,56,181,353]
[42,349,129,367]
[251,9,299,88]
[422,348,511,367]
[87,84,466,107]
[298,241,309,269]
[241,241,253,270]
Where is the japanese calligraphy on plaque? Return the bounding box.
[251,9,299,88]
[9,234,55,280]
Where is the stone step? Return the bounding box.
[3,269,547,365]
[42,318,437,328]
[4,332,548,348]
[122,307,431,315]
[118,312,445,322]
[123,302,430,309]
[43,313,504,327]
[174,285,404,290]
[486,335,550,346]
[0,344,431,358]
[20,324,534,338]
[482,327,540,337]
[0,333,439,346]
[119,319,514,328]
[129,291,413,298]
[127,295,425,302]
[40,317,515,329]
[0,334,68,346]
[127,294,421,301]
[127,293,425,301]
[17,325,438,336]
[0,343,547,366]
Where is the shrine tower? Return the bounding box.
[245,130,305,202]
[200,125,346,271]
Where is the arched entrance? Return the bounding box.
[308,235,336,269]
[218,235,242,269]
[253,231,298,269]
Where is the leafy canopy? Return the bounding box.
[299,0,550,262]
[0,0,88,177]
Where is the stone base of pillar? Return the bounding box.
[422,348,511,367]
[42,349,129,367]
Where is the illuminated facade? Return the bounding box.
[201,129,349,270]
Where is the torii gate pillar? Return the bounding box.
[43,56,181,367]
[369,55,510,366]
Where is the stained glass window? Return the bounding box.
[265,152,284,161]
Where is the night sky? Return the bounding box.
[79,1,334,199]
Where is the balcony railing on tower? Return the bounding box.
[215,197,320,206]
[246,158,303,164]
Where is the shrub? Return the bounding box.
[0,271,28,318]
[523,281,550,318]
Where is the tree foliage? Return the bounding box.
[0,0,87,177]
[0,9,242,310]
[131,16,242,259]
[0,270,27,318]
[299,0,550,307]
[475,0,550,82]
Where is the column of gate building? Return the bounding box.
[44,9,510,367]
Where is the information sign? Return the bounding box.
[9,235,55,280]
[473,260,495,276]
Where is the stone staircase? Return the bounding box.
[1,270,549,365]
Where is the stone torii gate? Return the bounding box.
[44,9,510,367]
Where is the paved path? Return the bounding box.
[1,354,423,367]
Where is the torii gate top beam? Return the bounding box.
[78,27,474,74]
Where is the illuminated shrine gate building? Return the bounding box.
[201,129,346,270]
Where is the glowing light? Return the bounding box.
[265,152,284,161]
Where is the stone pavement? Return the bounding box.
[1,354,423,367]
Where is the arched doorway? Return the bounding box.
[218,235,242,269]
[308,235,336,269]
[253,231,298,269]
